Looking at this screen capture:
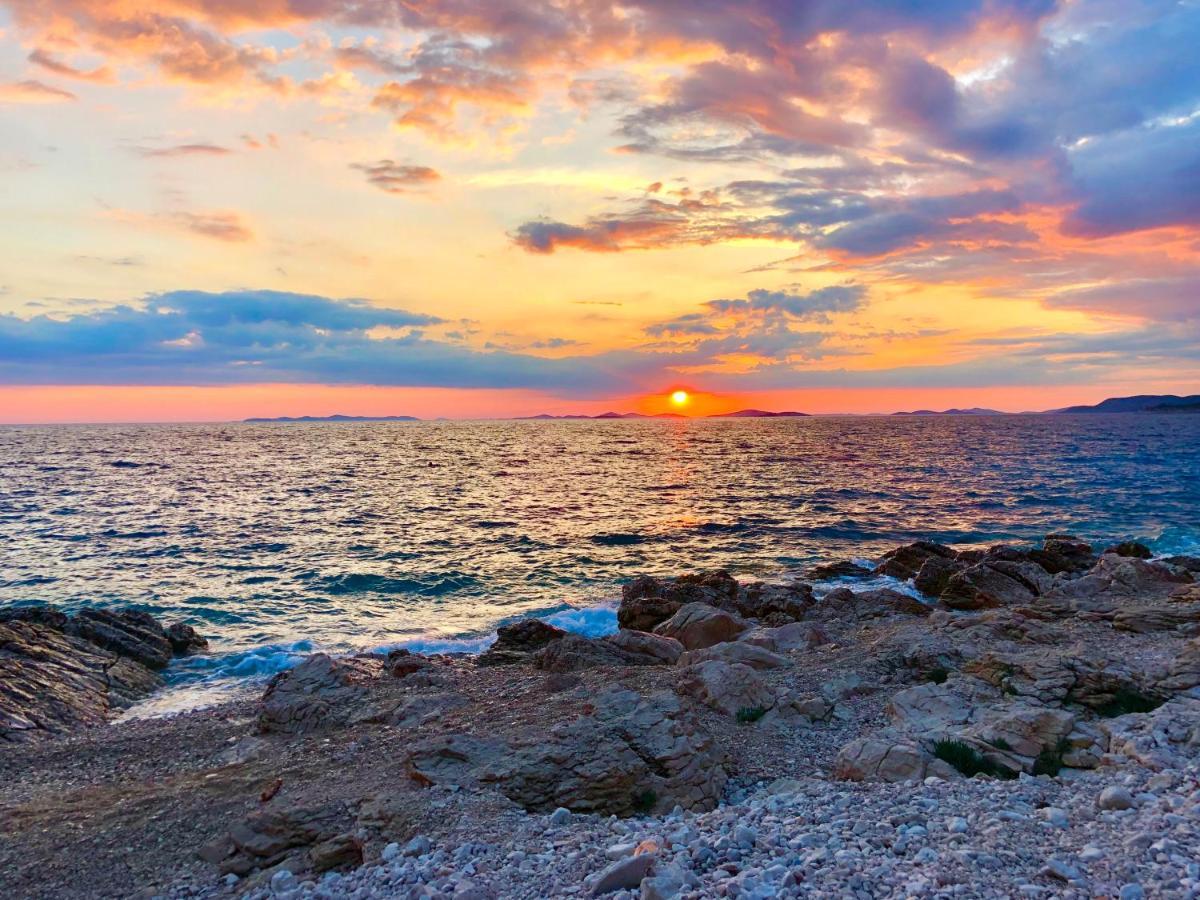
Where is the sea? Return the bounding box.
[2,415,1198,714]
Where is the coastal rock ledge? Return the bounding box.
[0,605,205,743]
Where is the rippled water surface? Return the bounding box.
[2,416,1198,703]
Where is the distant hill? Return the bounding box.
[244,414,420,423]
[708,409,809,418]
[892,408,1004,416]
[517,412,687,420]
[1051,394,1200,414]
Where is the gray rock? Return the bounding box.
[591,853,656,895]
[1097,786,1134,811]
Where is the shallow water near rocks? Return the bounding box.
[2,414,1198,711]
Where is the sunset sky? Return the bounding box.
[1,0,1198,421]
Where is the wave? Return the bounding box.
[317,572,479,596]
[590,532,650,546]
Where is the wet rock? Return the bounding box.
[731,581,814,623]
[652,602,748,650]
[940,564,1035,610]
[64,608,173,670]
[817,587,930,620]
[1163,555,1200,574]
[807,561,871,580]
[477,620,567,666]
[0,604,68,629]
[873,541,958,580]
[165,622,208,656]
[1104,541,1152,559]
[258,653,381,734]
[618,572,739,632]
[1029,535,1097,575]
[914,556,967,597]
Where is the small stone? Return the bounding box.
[591,853,656,895]
[1098,786,1134,811]
[381,842,401,862]
[1040,807,1069,828]
[550,807,572,826]
[404,835,432,857]
[946,817,968,834]
[1041,859,1081,882]
[1119,884,1145,900]
[1079,845,1105,862]
[605,842,637,860]
[734,826,757,849]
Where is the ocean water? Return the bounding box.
[2,415,1198,710]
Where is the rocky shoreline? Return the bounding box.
[2,535,1199,898]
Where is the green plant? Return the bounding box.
[992,737,1012,752]
[933,739,1017,780]
[927,667,949,685]
[736,706,767,724]
[1093,689,1163,718]
[631,789,657,814]
[1032,738,1071,777]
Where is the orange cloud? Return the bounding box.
[0,79,76,103]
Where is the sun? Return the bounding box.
[670,390,689,407]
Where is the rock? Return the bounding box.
[1104,541,1152,559]
[1039,555,1192,617]
[1163,555,1200,574]
[477,619,566,666]
[214,803,355,877]
[406,689,727,815]
[1041,806,1068,827]
[257,654,381,734]
[604,630,684,665]
[1030,535,1096,574]
[834,735,937,782]
[1099,697,1200,768]
[676,660,775,716]
[549,807,571,826]
[618,572,740,632]
[1097,786,1134,810]
[0,604,68,629]
[404,835,432,856]
[914,556,967,597]
[677,641,789,670]
[807,561,871,580]
[64,608,173,670]
[1113,601,1200,633]
[652,603,748,650]
[533,632,683,672]
[737,622,829,651]
[165,622,208,656]
[591,852,655,895]
[731,581,814,623]
[1041,859,1081,882]
[816,587,930,621]
[940,564,1035,610]
[873,541,958,580]
[386,649,436,678]
[0,618,164,743]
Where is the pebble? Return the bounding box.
[1098,786,1135,811]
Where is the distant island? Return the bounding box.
[709,409,809,418]
[1050,394,1200,414]
[241,392,1199,422]
[244,414,420,422]
[892,407,1004,416]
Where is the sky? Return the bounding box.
[0,0,1198,421]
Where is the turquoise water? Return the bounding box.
[2,415,1197,705]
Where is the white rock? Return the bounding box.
[946,817,968,834]
[1098,786,1134,810]
[381,842,401,862]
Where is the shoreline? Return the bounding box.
[2,534,1200,898]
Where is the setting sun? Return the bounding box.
[670,390,690,407]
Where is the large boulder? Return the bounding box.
[532,633,681,672]
[676,660,775,716]
[737,621,830,652]
[1113,601,1200,633]
[0,619,163,743]
[258,654,382,734]
[873,541,957,580]
[1038,555,1192,617]
[618,572,740,632]
[477,619,566,666]
[730,582,815,624]
[165,622,209,656]
[914,556,967,597]
[652,602,748,650]
[834,736,947,782]
[199,803,361,878]
[1100,697,1200,769]
[64,608,173,670]
[678,641,789,670]
[940,564,1035,610]
[405,689,728,814]
[1028,535,1096,574]
[815,587,930,620]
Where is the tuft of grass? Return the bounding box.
[992,737,1012,752]
[631,789,657,814]
[927,667,949,685]
[736,706,767,724]
[933,739,1017,780]
[1032,738,1072,777]
[1093,688,1163,718]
